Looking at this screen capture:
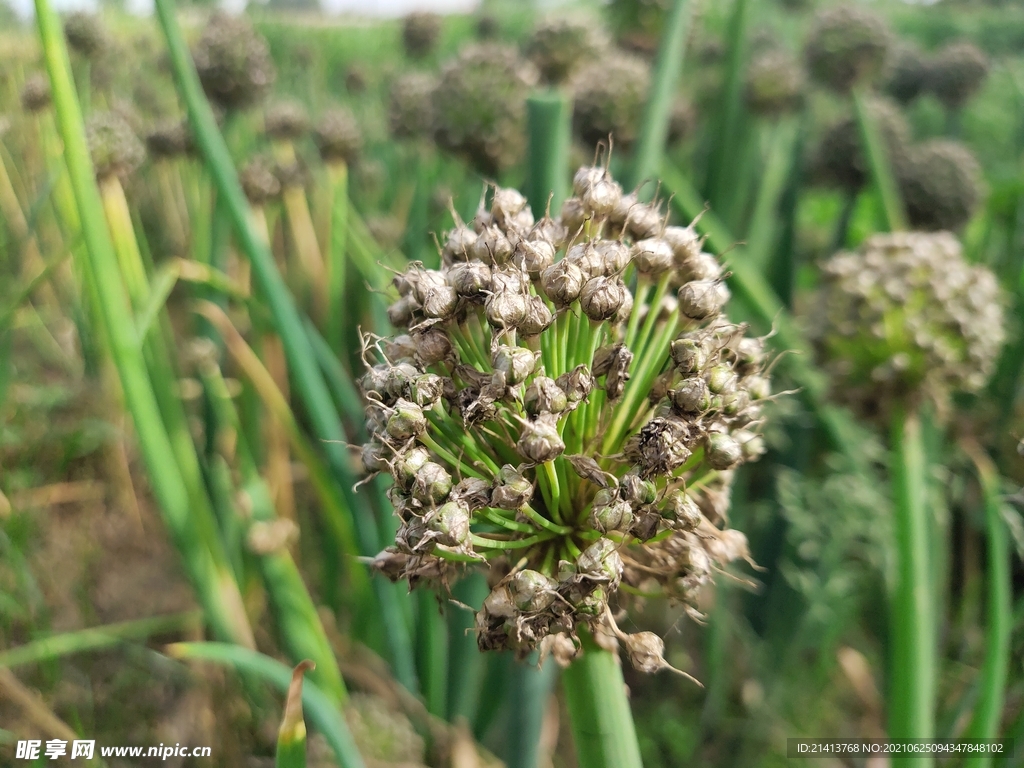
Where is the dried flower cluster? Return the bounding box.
[314,108,363,165]
[525,18,606,85]
[145,118,194,159]
[813,97,909,191]
[927,42,989,111]
[388,71,438,141]
[571,53,651,149]
[87,110,145,181]
[63,11,107,60]
[240,155,282,205]
[360,165,774,673]
[898,139,982,232]
[745,49,805,117]
[815,232,1004,418]
[264,100,309,142]
[402,12,443,60]
[804,3,890,93]
[192,12,276,112]
[885,44,929,104]
[21,73,52,113]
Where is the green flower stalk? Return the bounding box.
[804,3,890,93]
[360,164,774,673]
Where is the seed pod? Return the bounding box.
[492,187,529,227]
[671,378,711,414]
[448,261,492,298]
[632,238,675,275]
[622,631,671,675]
[625,417,693,477]
[421,285,459,319]
[414,328,456,367]
[663,490,702,531]
[565,242,606,279]
[577,538,623,586]
[594,240,631,275]
[387,295,417,331]
[520,296,555,337]
[443,224,478,263]
[663,225,702,271]
[745,49,805,117]
[744,374,772,402]
[485,291,529,328]
[394,445,432,489]
[629,507,661,542]
[491,464,534,510]
[524,376,568,416]
[510,570,558,612]
[625,202,663,241]
[590,497,634,533]
[530,215,568,250]
[573,166,623,216]
[517,414,565,463]
[387,399,427,440]
[481,583,516,620]
[567,455,614,488]
[492,345,536,385]
[706,364,738,395]
[580,276,628,321]
[490,267,528,295]
[556,365,594,405]
[540,260,586,306]
[679,280,730,320]
[450,477,493,509]
[412,461,453,505]
[735,429,767,462]
[619,471,657,506]
[361,441,389,473]
[897,139,981,232]
[383,363,419,402]
[705,432,743,470]
[428,500,471,547]
[593,343,633,401]
[670,338,708,375]
[516,238,556,278]
[560,196,588,234]
[472,224,515,266]
[410,373,445,408]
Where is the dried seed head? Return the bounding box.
[525,376,568,416]
[388,71,437,140]
[314,107,362,163]
[571,52,651,149]
[402,11,442,59]
[145,119,193,159]
[885,44,929,104]
[239,156,282,205]
[485,291,529,329]
[86,111,145,181]
[64,11,107,59]
[264,100,308,141]
[927,42,988,111]
[814,97,909,191]
[517,414,565,463]
[193,12,275,111]
[21,73,52,112]
[520,296,555,337]
[804,3,890,93]
[632,238,675,275]
[745,49,805,117]
[898,139,982,232]
[526,18,605,84]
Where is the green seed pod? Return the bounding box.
[525,376,568,416]
[590,497,634,533]
[577,538,623,586]
[387,399,428,441]
[264,100,308,141]
[510,569,558,612]
[671,378,711,414]
[670,337,709,376]
[706,364,738,395]
[394,445,431,490]
[450,477,493,510]
[619,471,657,506]
[410,373,445,409]
[428,500,471,547]
[898,139,982,232]
[927,42,989,112]
[411,461,453,505]
[314,107,362,164]
[86,111,145,181]
[402,11,442,60]
[388,72,438,140]
[705,432,743,471]
[493,346,537,385]
[192,12,275,111]
[804,3,890,93]
[517,414,565,463]
[491,465,534,510]
[663,490,702,531]
[572,52,650,149]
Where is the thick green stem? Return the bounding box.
[563,633,643,768]
[526,90,571,215]
[964,444,1012,768]
[852,88,907,233]
[888,406,935,766]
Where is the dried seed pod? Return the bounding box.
[679,280,730,320]
[632,238,675,275]
[624,201,664,241]
[622,631,675,675]
[192,12,275,111]
[520,296,555,337]
[492,187,529,228]
[625,417,692,477]
[525,376,568,416]
[447,261,492,298]
[471,224,515,265]
[620,471,657,506]
[592,343,633,400]
[450,477,493,509]
[412,462,453,505]
[560,197,588,234]
[509,570,558,612]
[485,291,529,328]
[516,239,556,278]
[580,277,629,321]
[577,538,623,586]
[573,166,623,217]
[414,328,456,367]
[410,373,445,408]
[421,284,460,320]
[428,500,471,547]
[670,337,709,376]
[556,365,595,405]
[663,225,702,271]
[540,260,587,306]
[663,490,702,531]
[361,441,389,473]
[491,465,534,510]
[594,240,631,276]
[517,414,565,463]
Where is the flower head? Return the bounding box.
[926,42,989,111]
[192,12,275,111]
[898,139,982,232]
[87,111,145,181]
[360,166,775,673]
[804,3,890,93]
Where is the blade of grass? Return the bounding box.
[888,406,935,766]
[325,161,349,351]
[166,642,366,768]
[35,0,254,649]
[852,89,907,233]
[704,0,749,208]
[277,660,315,768]
[963,442,1012,768]
[630,0,692,191]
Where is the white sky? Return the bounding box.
[8,0,479,19]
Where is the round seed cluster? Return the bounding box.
[525,18,606,85]
[314,108,362,164]
[63,11,107,60]
[264,100,308,142]
[361,165,774,669]
[388,72,438,141]
[145,118,194,159]
[815,232,1004,417]
[86,110,145,181]
[571,52,651,149]
[804,3,890,93]
[240,155,282,206]
[432,44,537,175]
[927,42,989,112]
[813,97,909,191]
[21,73,51,113]
[898,139,982,232]
[402,11,442,60]
[885,44,928,104]
[192,12,276,111]
[745,49,805,117]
